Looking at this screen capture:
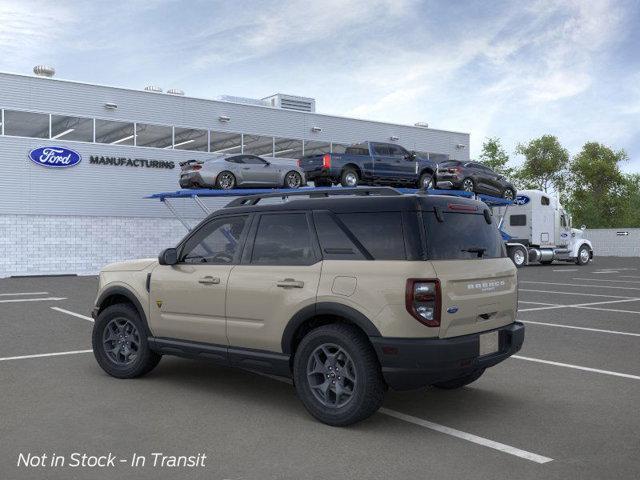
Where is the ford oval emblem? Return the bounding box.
[28,146,82,168]
[514,195,530,205]
[447,306,459,314]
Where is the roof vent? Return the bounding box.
[144,85,163,93]
[33,65,55,78]
[414,122,429,128]
[167,88,185,96]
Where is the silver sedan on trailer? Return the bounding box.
[179,154,306,190]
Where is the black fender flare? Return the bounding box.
[281,302,381,354]
[95,286,152,337]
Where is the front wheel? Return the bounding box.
[293,324,385,427]
[284,171,303,189]
[576,245,591,265]
[432,369,485,390]
[508,245,527,268]
[92,303,161,379]
[419,172,434,190]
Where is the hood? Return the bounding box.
[101,258,157,272]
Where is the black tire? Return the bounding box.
[92,303,161,379]
[461,177,475,192]
[508,245,527,268]
[293,324,385,427]
[576,245,591,265]
[313,178,332,187]
[340,168,359,188]
[432,369,485,390]
[419,172,434,190]
[215,171,236,190]
[284,171,303,189]
[502,187,516,200]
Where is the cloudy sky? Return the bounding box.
[1,0,639,171]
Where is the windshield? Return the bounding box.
[423,212,506,260]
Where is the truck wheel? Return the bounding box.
[432,369,485,390]
[340,168,359,187]
[462,178,475,192]
[419,172,434,189]
[576,245,591,265]
[92,303,161,379]
[293,324,385,427]
[508,245,527,268]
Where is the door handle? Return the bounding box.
[198,276,220,285]
[242,167,250,170]
[276,278,304,288]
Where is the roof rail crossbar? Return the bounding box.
[225,187,401,207]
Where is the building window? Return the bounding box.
[243,134,274,156]
[3,110,50,139]
[273,137,303,158]
[95,119,135,145]
[303,140,331,156]
[210,131,242,154]
[135,123,173,149]
[173,127,208,151]
[331,143,349,154]
[50,114,94,142]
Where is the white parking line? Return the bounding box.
[573,305,640,315]
[0,350,92,362]
[518,301,559,306]
[519,320,640,337]
[552,269,578,272]
[573,278,640,284]
[379,408,553,464]
[0,297,67,304]
[51,307,94,322]
[520,281,640,291]
[519,288,637,299]
[619,275,640,279]
[513,355,640,381]
[0,291,49,296]
[518,297,640,312]
[248,370,552,464]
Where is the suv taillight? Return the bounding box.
[322,153,331,168]
[297,159,302,167]
[405,279,441,327]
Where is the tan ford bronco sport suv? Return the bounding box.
[92,188,524,426]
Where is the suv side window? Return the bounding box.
[251,213,316,265]
[181,215,248,264]
[337,212,406,260]
[313,211,366,260]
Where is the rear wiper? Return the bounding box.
[461,247,486,257]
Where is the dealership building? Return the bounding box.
[0,68,470,276]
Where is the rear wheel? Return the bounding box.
[576,245,591,265]
[432,369,485,390]
[507,245,527,268]
[215,171,236,190]
[502,188,516,200]
[284,171,303,189]
[340,168,359,187]
[419,172,434,190]
[293,324,385,426]
[462,178,475,192]
[92,303,161,379]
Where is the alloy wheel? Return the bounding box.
[306,343,357,408]
[462,179,474,192]
[422,176,434,189]
[218,172,235,189]
[344,173,358,187]
[503,189,515,200]
[102,318,141,365]
[580,247,590,263]
[513,248,525,266]
[286,172,301,188]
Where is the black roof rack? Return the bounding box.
[225,187,402,207]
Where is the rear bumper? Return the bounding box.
[179,172,207,188]
[304,167,336,182]
[370,322,525,390]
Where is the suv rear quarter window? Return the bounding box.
[336,212,406,260]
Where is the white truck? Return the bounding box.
[493,189,593,267]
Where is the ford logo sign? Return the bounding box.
[514,195,530,205]
[447,306,459,314]
[28,146,82,168]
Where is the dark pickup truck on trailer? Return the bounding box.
[298,142,438,189]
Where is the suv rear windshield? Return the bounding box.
[422,212,505,260]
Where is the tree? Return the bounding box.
[566,142,628,228]
[515,135,569,193]
[479,137,514,177]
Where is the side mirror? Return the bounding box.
[159,247,178,266]
[581,225,586,230]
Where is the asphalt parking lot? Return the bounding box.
[1,257,640,480]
